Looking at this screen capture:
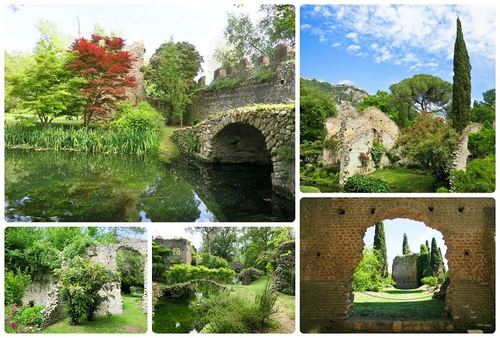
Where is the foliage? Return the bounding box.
[370,141,385,169]
[373,222,388,278]
[258,5,295,46]
[450,17,471,132]
[204,227,239,262]
[192,281,277,333]
[56,257,117,325]
[254,67,276,82]
[390,74,452,115]
[8,21,85,124]
[199,253,230,269]
[5,271,31,305]
[468,127,495,159]
[368,167,437,192]
[117,249,144,294]
[152,242,172,281]
[165,264,236,284]
[300,163,340,192]
[402,233,411,255]
[238,268,264,285]
[300,78,337,142]
[430,238,444,279]
[206,75,247,92]
[18,305,45,326]
[145,40,202,126]
[353,248,388,292]
[4,51,35,114]
[300,140,324,164]
[421,276,440,287]
[358,90,392,114]
[450,155,495,192]
[396,114,458,180]
[344,175,389,193]
[68,34,136,126]
[417,252,432,283]
[111,102,165,133]
[6,124,160,155]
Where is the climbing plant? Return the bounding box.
[370,141,385,169]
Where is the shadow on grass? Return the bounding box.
[383,289,427,295]
[352,299,447,321]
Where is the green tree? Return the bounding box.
[430,237,444,279]
[396,114,458,180]
[208,227,239,262]
[300,78,337,143]
[4,51,35,114]
[416,246,432,283]
[358,90,392,113]
[352,248,386,292]
[373,222,388,278]
[390,74,452,115]
[450,17,471,132]
[402,233,411,255]
[152,241,172,281]
[56,257,117,325]
[471,89,495,127]
[5,270,31,305]
[258,5,295,45]
[425,240,430,252]
[9,21,85,124]
[117,249,144,294]
[450,155,495,192]
[438,247,446,274]
[144,39,203,126]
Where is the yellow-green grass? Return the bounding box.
[368,168,437,192]
[158,126,181,162]
[5,113,83,126]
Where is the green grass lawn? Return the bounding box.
[5,113,83,126]
[368,167,437,192]
[228,276,295,331]
[159,126,181,162]
[300,185,321,193]
[39,294,146,334]
[351,286,446,320]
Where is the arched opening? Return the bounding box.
[349,218,449,323]
[116,247,146,296]
[211,123,271,165]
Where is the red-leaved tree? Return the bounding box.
[68,35,136,126]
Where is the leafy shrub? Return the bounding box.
[238,268,264,285]
[436,187,449,193]
[416,252,432,283]
[344,175,390,193]
[18,305,44,326]
[5,271,31,305]
[468,127,495,158]
[111,102,165,132]
[206,75,247,92]
[300,140,323,164]
[450,155,495,192]
[254,67,275,82]
[353,248,388,292]
[193,280,277,333]
[200,253,230,269]
[55,257,117,325]
[166,264,235,284]
[370,141,385,168]
[421,276,439,286]
[300,163,340,192]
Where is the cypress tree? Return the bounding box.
[425,240,430,252]
[430,237,443,277]
[450,17,471,132]
[402,233,411,255]
[438,247,446,273]
[420,243,428,254]
[373,221,388,278]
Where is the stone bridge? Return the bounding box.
[301,198,495,333]
[172,104,295,199]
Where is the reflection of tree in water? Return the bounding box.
[5,150,160,222]
[138,169,201,222]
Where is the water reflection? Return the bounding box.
[5,149,293,222]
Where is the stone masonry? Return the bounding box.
[301,198,495,333]
[124,41,146,103]
[171,104,295,199]
[392,254,418,289]
[153,237,193,265]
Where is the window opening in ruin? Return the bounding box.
[350,218,449,321]
[116,247,145,296]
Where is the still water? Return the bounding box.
[5,149,294,222]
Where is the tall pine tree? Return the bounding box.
[450,17,471,132]
[438,247,446,274]
[373,221,388,278]
[402,233,411,254]
[425,240,430,252]
[430,237,444,277]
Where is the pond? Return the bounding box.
[153,296,198,333]
[4,149,294,222]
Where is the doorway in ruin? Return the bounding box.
[117,247,146,296]
[350,218,449,322]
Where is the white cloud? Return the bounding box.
[346,44,361,53]
[301,23,312,30]
[331,42,341,47]
[346,32,358,39]
[338,79,354,85]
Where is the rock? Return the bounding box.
[392,254,418,289]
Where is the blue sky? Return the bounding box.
[4,3,261,82]
[363,218,447,273]
[301,5,496,101]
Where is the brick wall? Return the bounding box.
[300,198,495,333]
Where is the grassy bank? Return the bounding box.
[5,124,161,155]
[41,294,146,334]
[159,126,181,162]
[352,286,446,320]
[367,168,437,192]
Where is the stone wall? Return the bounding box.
[191,44,295,121]
[153,237,193,265]
[392,254,418,289]
[124,41,146,103]
[22,275,57,307]
[172,104,295,199]
[323,107,399,185]
[271,241,295,295]
[301,198,495,333]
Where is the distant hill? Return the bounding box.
[301,78,369,106]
